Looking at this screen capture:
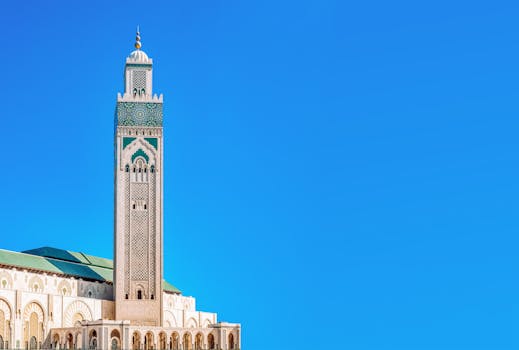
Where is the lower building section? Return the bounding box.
[51,320,241,350]
[0,264,240,350]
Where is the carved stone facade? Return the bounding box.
[113,31,165,328]
[0,31,240,349]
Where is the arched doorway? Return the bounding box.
[110,329,121,350]
[159,332,167,350]
[24,303,44,350]
[228,333,235,350]
[183,333,192,350]
[144,332,154,350]
[170,332,179,350]
[207,334,215,350]
[52,334,60,349]
[0,299,10,350]
[89,330,97,350]
[132,331,141,350]
[66,333,74,349]
[194,333,203,350]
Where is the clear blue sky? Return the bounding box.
[0,1,518,349]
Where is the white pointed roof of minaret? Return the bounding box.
[127,27,151,64]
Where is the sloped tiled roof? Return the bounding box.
[0,247,180,294]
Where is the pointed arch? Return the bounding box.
[186,317,198,328]
[228,333,235,349]
[182,332,192,350]
[58,280,72,296]
[202,318,212,328]
[170,332,179,350]
[64,300,93,327]
[132,149,149,163]
[122,137,157,166]
[159,331,167,350]
[0,271,13,289]
[194,333,203,350]
[27,276,44,293]
[0,299,11,321]
[207,334,215,350]
[163,311,177,327]
[144,331,154,350]
[0,298,12,350]
[23,301,44,323]
[23,302,44,349]
[132,331,141,350]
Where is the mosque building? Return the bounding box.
[0,30,241,350]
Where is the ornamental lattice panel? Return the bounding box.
[132,70,146,91]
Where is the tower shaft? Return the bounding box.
[113,35,164,326]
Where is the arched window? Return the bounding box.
[195,333,203,350]
[111,330,121,350]
[228,334,235,349]
[132,332,141,350]
[141,88,146,95]
[207,334,215,349]
[125,165,130,172]
[90,330,97,349]
[133,88,138,96]
[183,333,192,350]
[137,290,142,300]
[150,165,155,173]
[171,333,179,350]
[67,333,73,349]
[145,332,154,350]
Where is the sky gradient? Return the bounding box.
[0,1,518,349]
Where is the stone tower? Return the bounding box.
[114,30,164,326]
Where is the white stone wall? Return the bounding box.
[0,266,113,300]
[0,266,105,348]
[162,292,217,328]
[0,266,220,348]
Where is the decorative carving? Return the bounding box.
[27,276,44,293]
[164,311,177,327]
[0,271,13,289]
[0,299,11,321]
[117,102,163,126]
[63,301,92,327]
[23,302,44,323]
[57,280,72,296]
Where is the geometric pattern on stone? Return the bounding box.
[116,102,163,127]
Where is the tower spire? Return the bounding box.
[135,26,142,50]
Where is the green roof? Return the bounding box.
[0,247,180,294]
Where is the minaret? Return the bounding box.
[114,29,164,326]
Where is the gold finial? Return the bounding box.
[134,26,142,50]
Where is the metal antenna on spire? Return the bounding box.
[135,26,142,50]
